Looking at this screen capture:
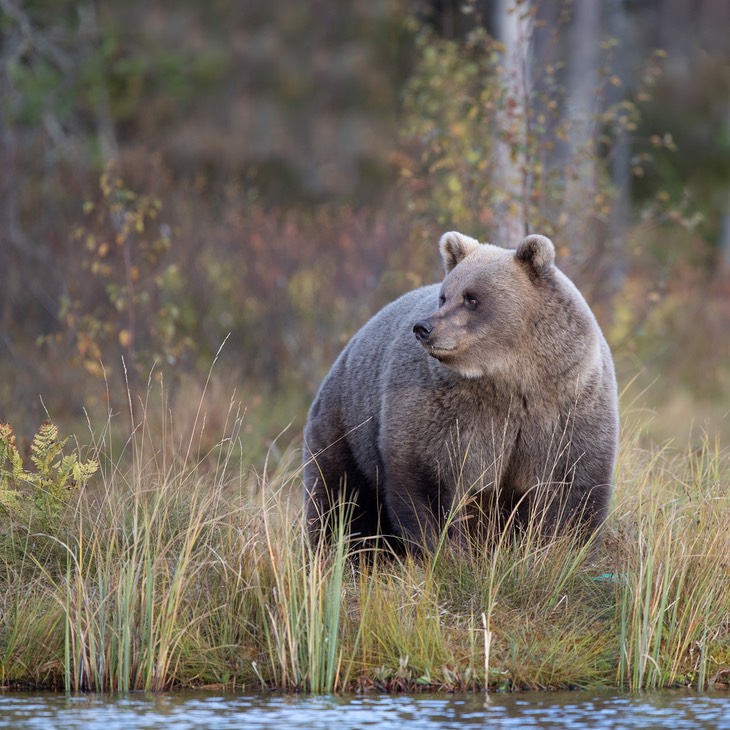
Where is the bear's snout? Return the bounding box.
[413,320,434,343]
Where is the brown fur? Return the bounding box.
[303,232,619,554]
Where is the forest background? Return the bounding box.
[2,0,730,456]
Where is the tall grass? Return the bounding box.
[1,394,729,693]
[252,491,352,693]
[616,431,730,690]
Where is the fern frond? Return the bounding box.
[1,422,23,489]
[30,420,66,474]
[73,457,99,487]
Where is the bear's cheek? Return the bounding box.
[458,319,523,364]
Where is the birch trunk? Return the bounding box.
[491,0,532,247]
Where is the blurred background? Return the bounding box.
[1,0,729,455]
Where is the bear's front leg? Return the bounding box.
[529,459,613,546]
[381,460,464,555]
[537,479,612,544]
[384,487,440,554]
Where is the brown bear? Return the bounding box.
[303,231,619,554]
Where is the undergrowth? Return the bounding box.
[1,397,729,693]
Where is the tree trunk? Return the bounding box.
[491,0,533,247]
[564,0,605,306]
[718,106,730,273]
[79,1,119,165]
[566,0,601,223]
[606,0,630,303]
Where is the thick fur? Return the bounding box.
[303,232,619,553]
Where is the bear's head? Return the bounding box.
[413,231,593,382]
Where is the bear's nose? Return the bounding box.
[413,320,434,343]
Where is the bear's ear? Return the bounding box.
[515,234,555,276]
[439,231,481,273]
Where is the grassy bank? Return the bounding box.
[1,400,729,694]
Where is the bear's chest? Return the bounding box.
[428,384,524,490]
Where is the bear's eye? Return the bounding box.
[438,294,446,307]
[463,293,479,310]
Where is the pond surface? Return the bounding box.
[1,689,730,729]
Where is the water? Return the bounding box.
[1,690,730,729]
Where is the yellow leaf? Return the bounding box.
[83,361,103,378]
[447,176,462,194]
[119,329,132,347]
